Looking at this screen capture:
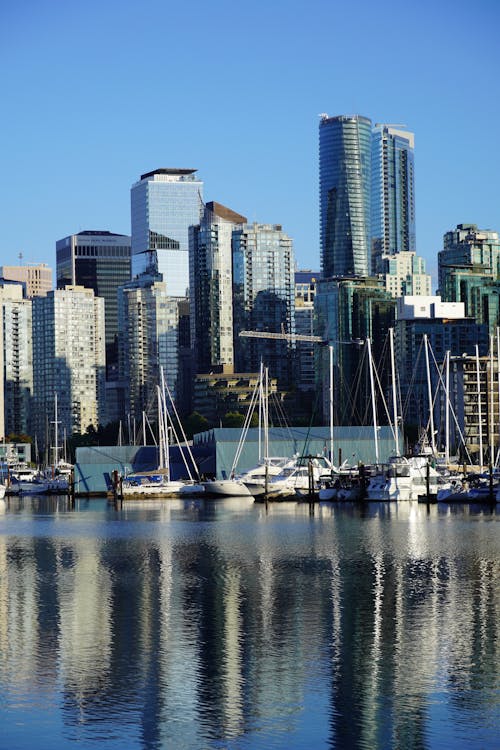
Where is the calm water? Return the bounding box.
[0,496,498,750]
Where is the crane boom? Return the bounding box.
[239,330,325,343]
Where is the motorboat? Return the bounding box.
[365,455,450,501]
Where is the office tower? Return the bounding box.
[319,114,372,277]
[395,296,488,433]
[315,276,395,425]
[377,251,431,297]
[371,125,416,273]
[56,231,132,376]
[0,283,33,439]
[32,286,106,449]
[130,168,204,293]
[189,201,247,374]
[0,263,52,297]
[232,223,295,386]
[118,273,184,421]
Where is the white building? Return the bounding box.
[32,286,106,448]
[378,251,431,298]
[0,283,33,439]
[0,263,52,298]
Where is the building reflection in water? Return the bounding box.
[0,498,498,749]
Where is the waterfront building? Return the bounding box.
[56,230,131,377]
[319,114,372,277]
[371,124,416,273]
[315,276,395,425]
[0,262,52,297]
[438,223,500,297]
[130,168,204,294]
[32,286,105,450]
[232,223,295,386]
[377,251,431,298]
[395,295,488,435]
[189,201,246,374]
[0,283,33,439]
[118,273,185,422]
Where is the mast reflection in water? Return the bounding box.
[0,497,498,749]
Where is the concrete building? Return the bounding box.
[32,286,106,450]
[0,283,33,439]
[56,230,131,377]
[189,201,246,374]
[294,271,318,392]
[377,251,431,298]
[0,263,52,297]
[118,273,185,422]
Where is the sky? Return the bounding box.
[1,0,499,287]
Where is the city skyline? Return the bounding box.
[1,0,499,286]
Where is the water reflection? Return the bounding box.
[0,496,498,749]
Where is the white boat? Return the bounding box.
[365,455,449,501]
[7,464,49,495]
[0,483,6,500]
[123,370,204,500]
[261,456,334,500]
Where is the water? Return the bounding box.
[0,496,498,750]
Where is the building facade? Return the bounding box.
[130,168,204,295]
[118,273,185,422]
[0,284,33,439]
[56,230,132,376]
[319,114,372,277]
[378,251,431,298]
[438,223,500,297]
[32,286,106,450]
[294,271,319,392]
[315,276,396,425]
[232,223,295,386]
[371,125,416,273]
[189,201,246,374]
[0,263,52,297]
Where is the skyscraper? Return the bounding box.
[32,286,106,449]
[371,125,416,273]
[319,114,372,277]
[232,223,295,385]
[56,230,131,376]
[130,168,204,294]
[0,283,33,439]
[189,201,247,374]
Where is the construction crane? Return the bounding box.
[238,330,325,344]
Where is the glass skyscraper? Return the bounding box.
[319,114,372,278]
[371,125,416,273]
[130,168,204,295]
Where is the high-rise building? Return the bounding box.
[130,168,203,294]
[371,125,416,273]
[32,286,106,448]
[118,273,184,421]
[395,296,488,432]
[56,231,131,376]
[0,283,33,439]
[377,251,431,298]
[189,201,247,374]
[315,276,396,425]
[319,114,372,278]
[294,271,318,392]
[232,223,295,386]
[0,263,52,297]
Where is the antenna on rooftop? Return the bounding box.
[18,251,23,264]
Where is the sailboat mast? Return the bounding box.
[389,328,399,456]
[367,338,379,466]
[475,344,483,473]
[329,345,334,466]
[445,351,450,466]
[424,334,436,456]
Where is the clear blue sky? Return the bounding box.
[1,0,499,287]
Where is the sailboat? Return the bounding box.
[122,370,204,499]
